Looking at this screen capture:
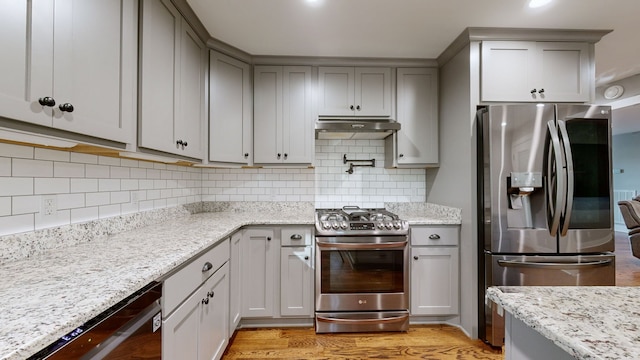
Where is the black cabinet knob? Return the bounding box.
[277,153,281,159]
[176,140,188,149]
[207,291,215,298]
[38,97,56,107]
[530,89,537,94]
[284,153,288,159]
[202,298,209,305]
[267,237,271,241]
[304,256,309,260]
[350,105,355,110]
[399,154,404,158]
[244,153,249,158]
[538,88,545,94]
[356,105,361,111]
[59,103,74,113]
[414,256,419,260]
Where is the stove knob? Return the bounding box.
[331,221,340,230]
[322,221,331,230]
[393,221,401,229]
[340,221,348,230]
[377,222,385,230]
[385,222,393,230]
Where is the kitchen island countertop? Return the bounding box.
[0,201,460,360]
[487,286,640,360]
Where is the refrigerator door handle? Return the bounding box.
[546,120,566,237]
[497,259,612,269]
[557,120,574,236]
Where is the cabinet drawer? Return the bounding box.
[411,226,459,246]
[281,227,313,246]
[163,238,230,316]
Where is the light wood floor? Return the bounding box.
[223,233,640,359]
[222,325,502,359]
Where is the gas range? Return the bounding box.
[315,206,409,236]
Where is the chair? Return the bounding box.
[617,196,640,259]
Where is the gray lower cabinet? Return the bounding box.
[162,239,230,360]
[410,225,460,315]
[229,231,242,331]
[240,226,315,319]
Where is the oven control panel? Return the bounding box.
[350,222,375,231]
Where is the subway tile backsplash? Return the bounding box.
[0,139,425,236]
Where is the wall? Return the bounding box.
[613,131,640,192]
[0,138,425,237]
[0,142,202,237]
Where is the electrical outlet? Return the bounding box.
[41,196,57,216]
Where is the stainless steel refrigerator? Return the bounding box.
[476,104,615,347]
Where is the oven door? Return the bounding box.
[315,236,408,312]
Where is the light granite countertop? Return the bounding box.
[0,201,461,360]
[487,286,640,360]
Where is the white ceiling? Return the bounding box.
[186,0,640,133]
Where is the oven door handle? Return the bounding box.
[316,241,407,250]
[316,314,408,325]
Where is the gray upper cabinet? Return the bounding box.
[481,41,592,102]
[253,66,313,165]
[318,67,392,117]
[0,0,137,144]
[209,51,252,165]
[139,0,206,159]
[386,68,438,168]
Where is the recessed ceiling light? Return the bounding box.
[529,0,552,8]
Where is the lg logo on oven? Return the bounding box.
[358,299,367,305]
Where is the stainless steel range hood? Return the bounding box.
[315,119,400,140]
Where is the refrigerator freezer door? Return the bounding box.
[481,104,557,253]
[556,105,614,253]
[489,254,615,286]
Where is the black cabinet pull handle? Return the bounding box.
[59,103,74,113]
[38,97,56,107]
[428,234,441,240]
[290,234,302,240]
[202,262,213,272]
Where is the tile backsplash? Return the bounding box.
[0,139,425,236]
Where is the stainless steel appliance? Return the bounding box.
[315,206,410,333]
[30,282,162,359]
[477,104,616,346]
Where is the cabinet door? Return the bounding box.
[536,42,591,102]
[318,67,355,116]
[396,68,438,166]
[481,41,536,102]
[410,247,459,315]
[355,67,392,116]
[229,232,242,331]
[282,66,313,164]
[210,51,251,164]
[241,229,277,317]
[0,1,53,126]
[280,246,314,316]
[139,0,180,154]
[199,262,229,360]
[51,0,136,143]
[253,66,283,164]
[163,284,201,360]
[175,21,206,159]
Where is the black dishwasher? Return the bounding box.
[29,282,162,360]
